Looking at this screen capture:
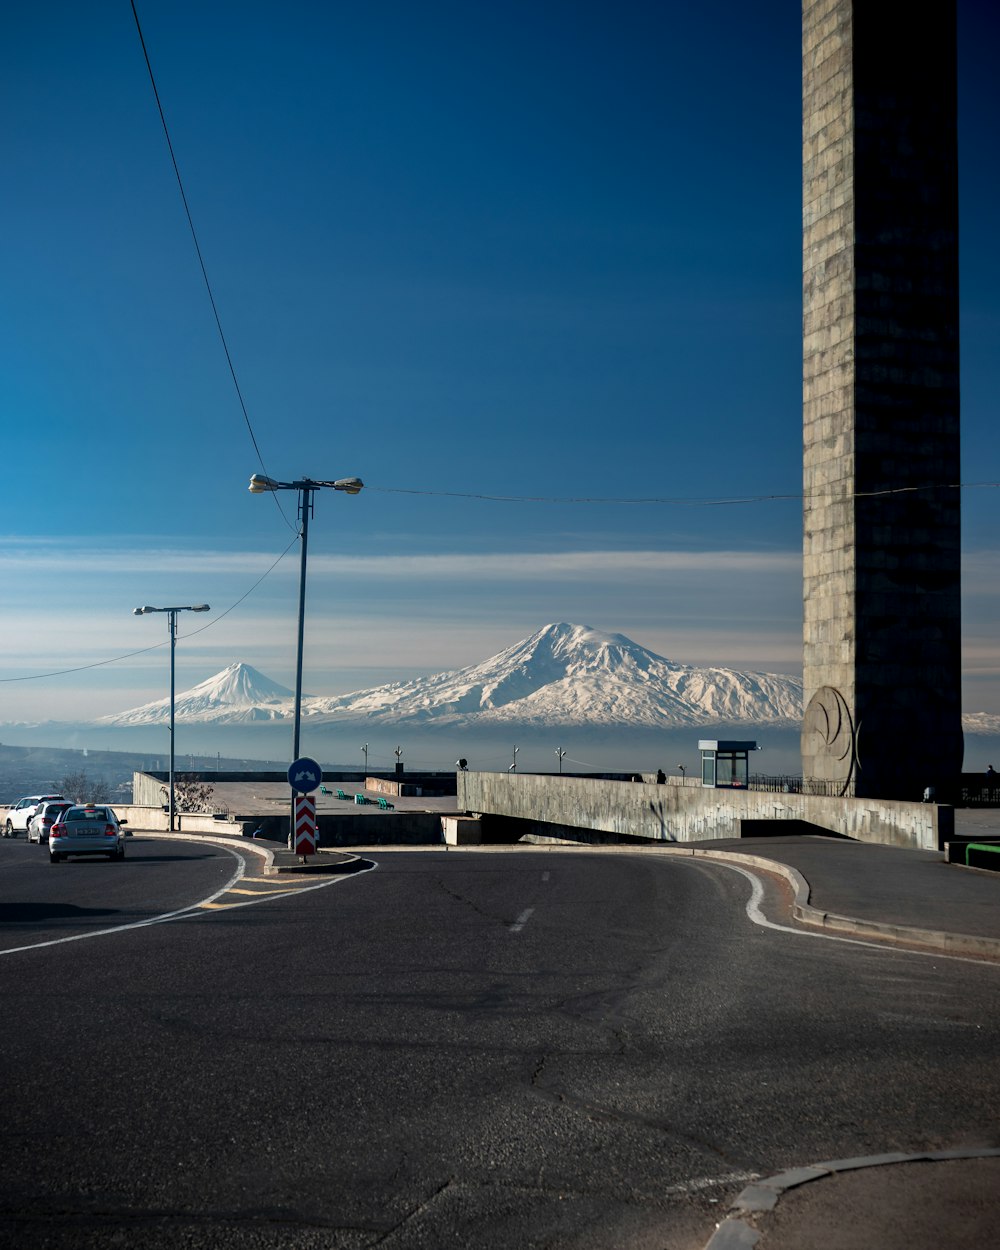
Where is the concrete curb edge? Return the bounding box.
[131,830,364,876]
[656,846,1000,960]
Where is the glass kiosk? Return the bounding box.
[699,740,757,789]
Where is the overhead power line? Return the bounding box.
[0,534,299,685]
[367,481,999,506]
[129,0,294,534]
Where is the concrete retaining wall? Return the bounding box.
[109,803,444,846]
[457,773,951,851]
[110,805,246,834]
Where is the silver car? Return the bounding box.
[49,805,127,863]
[28,800,73,844]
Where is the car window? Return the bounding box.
[65,807,112,822]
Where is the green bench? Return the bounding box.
[377,797,394,811]
[336,789,348,800]
[964,842,1000,869]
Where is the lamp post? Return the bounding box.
[133,604,210,832]
[249,474,363,843]
[362,743,368,776]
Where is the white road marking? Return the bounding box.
[709,861,1000,966]
[0,848,376,956]
[541,871,550,881]
[510,907,535,933]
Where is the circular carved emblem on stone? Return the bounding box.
[801,686,855,794]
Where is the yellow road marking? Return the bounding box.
[242,877,312,888]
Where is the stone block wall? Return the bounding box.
[801,0,962,798]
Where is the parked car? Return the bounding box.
[49,805,127,863]
[4,794,66,838]
[27,800,74,844]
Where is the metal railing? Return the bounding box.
[748,774,857,798]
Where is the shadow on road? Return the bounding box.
[2,902,120,923]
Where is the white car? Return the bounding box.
[4,794,66,838]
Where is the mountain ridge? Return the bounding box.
[99,624,805,729]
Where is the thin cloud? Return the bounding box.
[0,540,801,580]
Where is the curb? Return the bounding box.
[130,829,364,877]
[653,846,1000,961]
[268,849,366,876]
[703,1148,1000,1248]
[131,830,275,872]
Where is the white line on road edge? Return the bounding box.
[705,861,1000,966]
[0,846,374,957]
[510,907,534,933]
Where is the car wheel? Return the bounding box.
[4,820,13,837]
[50,853,62,864]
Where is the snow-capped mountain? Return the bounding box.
[303,623,804,727]
[100,662,295,726]
[100,625,804,730]
[85,625,1000,737]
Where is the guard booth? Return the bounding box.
[699,740,757,789]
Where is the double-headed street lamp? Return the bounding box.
[249,474,364,843]
[133,603,210,832]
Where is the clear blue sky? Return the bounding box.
[2,0,998,722]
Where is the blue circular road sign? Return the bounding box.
[288,757,323,793]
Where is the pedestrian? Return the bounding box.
[656,769,666,784]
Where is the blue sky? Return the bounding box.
[1,0,998,723]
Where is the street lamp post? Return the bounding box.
[249,474,363,844]
[133,603,210,832]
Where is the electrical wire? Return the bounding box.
[0,533,299,684]
[129,0,295,534]
[367,481,998,506]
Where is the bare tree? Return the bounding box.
[173,774,216,814]
[58,770,106,804]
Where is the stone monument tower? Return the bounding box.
[801,0,962,798]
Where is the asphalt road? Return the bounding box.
[0,842,998,1249]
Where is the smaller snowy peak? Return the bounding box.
[191,662,295,706]
[100,661,295,725]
